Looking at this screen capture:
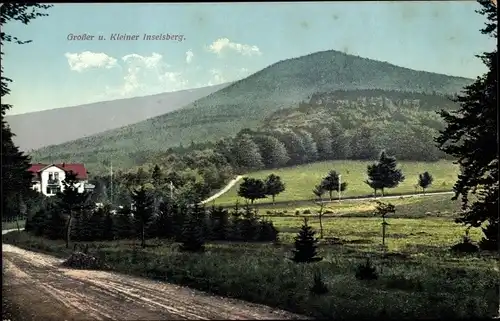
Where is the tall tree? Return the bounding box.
[232,134,264,170]
[1,4,52,220]
[329,121,349,159]
[321,170,348,201]
[418,172,434,194]
[131,186,154,248]
[290,217,322,263]
[264,174,286,205]
[314,127,334,160]
[298,129,319,162]
[365,151,405,196]
[312,184,326,239]
[435,0,497,250]
[252,135,290,168]
[179,204,206,252]
[237,177,268,204]
[56,170,92,248]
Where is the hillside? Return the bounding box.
[6,82,231,151]
[30,50,473,173]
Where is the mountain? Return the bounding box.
[5,82,231,151]
[30,49,473,174]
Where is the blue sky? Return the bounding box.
[3,2,496,115]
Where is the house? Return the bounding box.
[28,163,95,197]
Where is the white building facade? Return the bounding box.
[29,163,94,197]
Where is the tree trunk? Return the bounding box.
[141,223,146,248]
[272,194,275,205]
[66,211,73,249]
[318,202,324,239]
[381,188,385,197]
[373,189,377,197]
[251,199,254,205]
[329,191,332,201]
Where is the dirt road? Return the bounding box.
[2,242,306,320]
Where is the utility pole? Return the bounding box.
[338,174,342,202]
[110,161,113,205]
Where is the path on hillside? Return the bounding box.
[2,233,306,321]
[200,175,244,205]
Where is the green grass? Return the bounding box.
[3,225,497,320]
[3,194,497,320]
[215,160,458,206]
[256,194,462,218]
[2,219,25,231]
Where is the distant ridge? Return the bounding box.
[6,82,232,151]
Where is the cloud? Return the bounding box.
[100,52,189,98]
[122,52,164,69]
[185,50,194,64]
[207,69,226,86]
[207,38,262,57]
[65,51,118,72]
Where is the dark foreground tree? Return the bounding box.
[180,204,206,252]
[131,187,154,248]
[237,177,267,204]
[264,174,285,205]
[57,171,92,248]
[290,217,322,263]
[1,3,52,221]
[435,0,498,250]
[418,172,434,194]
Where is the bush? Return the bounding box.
[324,210,333,214]
[450,231,479,254]
[303,209,312,214]
[61,251,109,270]
[295,210,301,216]
[355,258,378,280]
[266,210,273,215]
[310,270,329,295]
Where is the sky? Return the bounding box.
[3,2,496,115]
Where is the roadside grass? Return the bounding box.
[214,160,458,206]
[257,194,462,218]
[3,213,497,319]
[2,219,26,231]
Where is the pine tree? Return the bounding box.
[264,174,286,205]
[131,186,154,248]
[365,151,405,196]
[180,204,206,252]
[418,172,434,193]
[113,205,134,239]
[56,171,92,248]
[321,170,348,201]
[290,217,322,263]
[1,4,52,221]
[435,0,497,250]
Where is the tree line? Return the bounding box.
[25,172,279,250]
[236,151,435,205]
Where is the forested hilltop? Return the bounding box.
[30,49,471,172]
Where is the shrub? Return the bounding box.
[450,230,479,254]
[324,210,333,214]
[295,210,301,216]
[355,258,378,280]
[310,270,329,295]
[303,209,312,214]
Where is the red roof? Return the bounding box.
[28,163,88,180]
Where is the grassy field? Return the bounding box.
[214,160,459,206]
[3,195,497,320]
[2,219,26,231]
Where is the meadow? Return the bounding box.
[214,160,459,206]
[3,195,497,319]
